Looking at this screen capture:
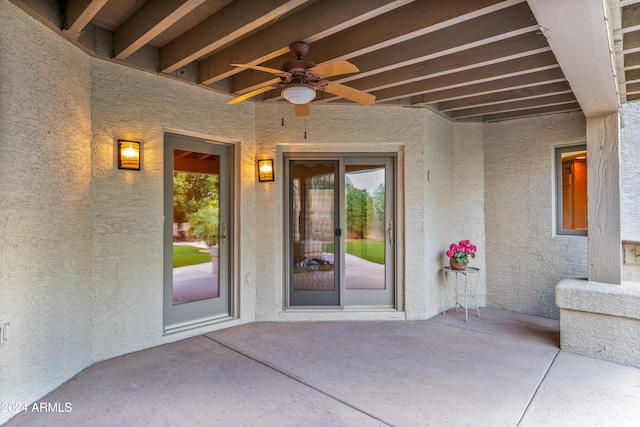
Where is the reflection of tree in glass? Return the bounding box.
[188,205,219,247]
[373,183,385,222]
[311,173,334,189]
[346,180,373,239]
[173,173,219,243]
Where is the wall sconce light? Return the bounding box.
[118,140,141,170]
[257,159,274,182]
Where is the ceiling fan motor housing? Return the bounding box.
[228,40,373,108]
[283,60,316,76]
[289,42,310,58]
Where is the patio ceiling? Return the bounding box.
[8,0,636,122]
[613,0,640,103]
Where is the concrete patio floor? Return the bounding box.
[6,309,640,426]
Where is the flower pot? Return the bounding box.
[449,258,467,271]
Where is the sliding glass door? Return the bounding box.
[289,161,340,306]
[343,159,394,306]
[286,155,395,308]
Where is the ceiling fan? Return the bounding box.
[227,42,375,116]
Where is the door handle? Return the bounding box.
[221,222,228,245]
[388,221,393,245]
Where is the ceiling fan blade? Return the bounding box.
[227,85,275,104]
[322,81,376,106]
[294,103,311,117]
[230,63,289,76]
[308,60,359,78]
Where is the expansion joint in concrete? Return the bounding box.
[516,350,560,426]
[203,335,394,426]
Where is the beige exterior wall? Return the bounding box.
[484,112,588,319]
[620,103,640,281]
[88,59,257,362]
[452,124,486,307]
[0,1,92,421]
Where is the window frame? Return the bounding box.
[555,144,587,236]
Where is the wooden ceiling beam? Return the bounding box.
[403,67,566,106]
[438,81,571,112]
[625,68,640,82]
[311,52,559,104]
[623,2,640,29]
[626,81,640,92]
[113,0,209,61]
[623,30,640,51]
[65,0,109,38]
[345,32,549,92]
[160,0,315,73]
[479,103,582,122]
[231,0,523,93]
[449,92,577,119]
[624,51,640,67]
[197,0,414,85]
[308,32,551,103]
[273,40,553,106]
[302,0,516,63]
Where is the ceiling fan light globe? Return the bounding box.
[282,85,316,104]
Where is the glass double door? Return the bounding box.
[287,156,395,308]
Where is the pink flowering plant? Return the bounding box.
[446,240,477,265]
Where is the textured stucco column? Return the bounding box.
[586,113,621,284]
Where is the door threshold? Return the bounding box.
[284,306,396,312]
[276,309,405,322]
[344,305,396,311]
[163,314,236,335]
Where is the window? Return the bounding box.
[556,145,587,235]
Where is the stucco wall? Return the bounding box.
[450,124,486,306]
[424,118,486,314]
[0,1,92,422]
[620,103,640,281]
[88,59,256,361]
[484,112,587,319]
[253,104,485,320]
[621,103,640,241]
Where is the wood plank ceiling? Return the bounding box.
[10,0,635,122]
[614,0,640,103]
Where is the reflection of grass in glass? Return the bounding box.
[323,240,385,264]
[173,245,211,268]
